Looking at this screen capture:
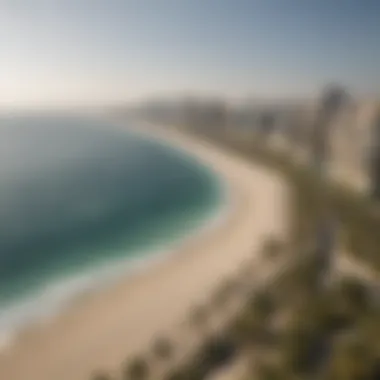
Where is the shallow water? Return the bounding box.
[0,114,224,343]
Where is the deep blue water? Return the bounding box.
[0,114,223,342]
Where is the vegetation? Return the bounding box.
[176,126,380,379]
[123,356,150,380]
[163,369,194,380]
[261,236,284,260]
[190,127,380,273]
[89,121,380,380]
[152,337,174,361]
[189,304,209,334]
[90,241,378,380]
[253,268,379,379]
[211,278,239,311]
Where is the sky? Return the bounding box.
[1,0,380,109]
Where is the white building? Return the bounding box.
[329,100,380,193]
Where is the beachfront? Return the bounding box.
[0,124,289,380]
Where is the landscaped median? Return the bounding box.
[190,128,380,275]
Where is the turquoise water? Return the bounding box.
[0,115,224,343]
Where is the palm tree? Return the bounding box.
[212,278,241,312]
[248,290,276,322]
[327,334,374,380]
[189,304,209,336]
[123,356,149,380]
[255,361,289,380]
[337,276,370,317]
[163,370,186,380]
[281,318,320,375]
[152,336,174,361]
[261,236,284,260]
[231,310,261,347]
[357,308,380,352]
[230,290,275,348]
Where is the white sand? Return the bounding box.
[0,125,289,380]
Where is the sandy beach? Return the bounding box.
[0,125,289,380]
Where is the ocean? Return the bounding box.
[0,114,225,347]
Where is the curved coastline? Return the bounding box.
[0,121,288,380]
[0,117,229,352]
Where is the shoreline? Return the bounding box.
[0,118,227,353]
[0,123,288,380]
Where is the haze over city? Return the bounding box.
[1,2,380,380]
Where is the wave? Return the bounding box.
[0,179,230,352]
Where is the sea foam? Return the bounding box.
[0,116,230,352]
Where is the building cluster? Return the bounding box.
[136,91,380,198]
[271,97,380,197]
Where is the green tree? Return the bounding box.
[189,304,209,336]
[152,337,174,361]
[231,291,275,347]
[212,278,240,312]
[327,334,374,380]
[261,237,284,260]
[248,290,276,323]
[123,356,149,380]
[281,321,319,375]
[336,276,370,317]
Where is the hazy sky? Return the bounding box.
[1,0,380,108]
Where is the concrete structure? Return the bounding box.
[262,97,380,197]
[136,93,380,198]
[328,100,379,193]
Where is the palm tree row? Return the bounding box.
[90,237,283,380]
[89,232,379,380]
